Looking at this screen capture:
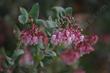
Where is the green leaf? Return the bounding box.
[18,7,28,24]
[12,49,24,58]
[29,3,39,18]
[34,55,44,62]
[52,6,65,18]
[37,40,45,49]
[40,61,44,67]
[45,50,56,57]
[46,16,58,28]
[46,21,57,28]
[42,56,54,65]
[20,7,28,16]
[35,19,47,27]
[45,28,52,36]
[34,49,44,62]
[18,15,28,24]
[65,7,73,16]
[6,56,14,65]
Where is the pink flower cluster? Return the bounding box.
[76,34,98,55]
[20,24,46,46]
[60,49,80,65]
[51,26,98,64]
[51,26,83,46]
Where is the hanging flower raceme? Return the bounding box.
[20,24,48,46]
[75,34,98,55]
[75,42,94,55]
[51,26,83,47]
[20,24,38,45]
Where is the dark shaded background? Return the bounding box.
[0,0,110,73]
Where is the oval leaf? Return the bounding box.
[29,3,39,18]
[18,15,28,24]
[52,6,65,18]
[65,7,73,16]
[35,19,47,27]
[20,7,28,16]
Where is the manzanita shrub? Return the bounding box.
[0,3,98,73]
